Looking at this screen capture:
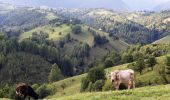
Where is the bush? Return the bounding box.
[80,77,89,92]
[32,84,40,90]
[0,84,15,99]
[147,56,157,70]
[48,64,64,83]
[93,80,104,91]
[71,25,82,34]
[87,82,93,92]
[81,67,106,92]
[102,80,113,91]
[87,67,106,83]
[36,84,52,99]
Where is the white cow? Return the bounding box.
[108,69,135,90]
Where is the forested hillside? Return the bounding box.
[0,3,170,99]
[57,9,170,44]
[0,6,57,37]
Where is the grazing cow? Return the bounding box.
[16,83,38,100]
[108,69,135,90]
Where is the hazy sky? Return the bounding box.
[0,0,170,10]
[122,0,170,10]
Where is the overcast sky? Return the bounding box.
[0,0,170,10]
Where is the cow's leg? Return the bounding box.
[133,81,135,89]
[115,82,120,91]
[128,81,132,89]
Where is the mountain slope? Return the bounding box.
[1,0,129,11]
[152,35,170,44]
[19,23,129,66]
[45,55,168,99]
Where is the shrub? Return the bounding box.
[80,77,89,92]
[87,67,106,83]
[87,82,93,92]
[32,84,40,90]
[48,64,63,83]
[81,67,106,92]
[93,80,104,91]
[102,80,113,91]
[36,84,52,99]
[147,56,157,70]
[71,25,82,34]
[128,58,145,75]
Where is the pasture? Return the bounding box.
[46,55,169,99]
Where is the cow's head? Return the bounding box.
[110,70,119,83]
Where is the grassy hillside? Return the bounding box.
[49,84,170,100]
[152,35,170,44]
[19,24,128,48]
[19,23,129,66]
[46,55,168,99]
[19,24,71,42]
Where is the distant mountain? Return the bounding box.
[0,0,129,11]
[154,1,170,11]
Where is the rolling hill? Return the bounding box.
[57,8,170,44]
[44,55,168,99]
[152,35,170,44]
[19,23,129,66]
[0,6,58,37]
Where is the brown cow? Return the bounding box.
[108,69,135,90]
[16,83,38,100]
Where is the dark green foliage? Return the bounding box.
[81,67,106,92]
[147,56,157,70]
[128,58,145,74]
[103,52,121,68]
[36,84,52,99]
[87,67,106,83]
[48,64,64,83]
[121,53,133,63]
[0,52,51,84]
[0,84,15,99]
[80,77,90,92]
[102,80,114,91]
[71,25,82,34]
[31,31,49,44]
[93,34,108,45]
[135,58,145,74]
[93,80,104,91]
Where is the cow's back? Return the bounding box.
[118,69,134,83]
[16,83,28,94]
